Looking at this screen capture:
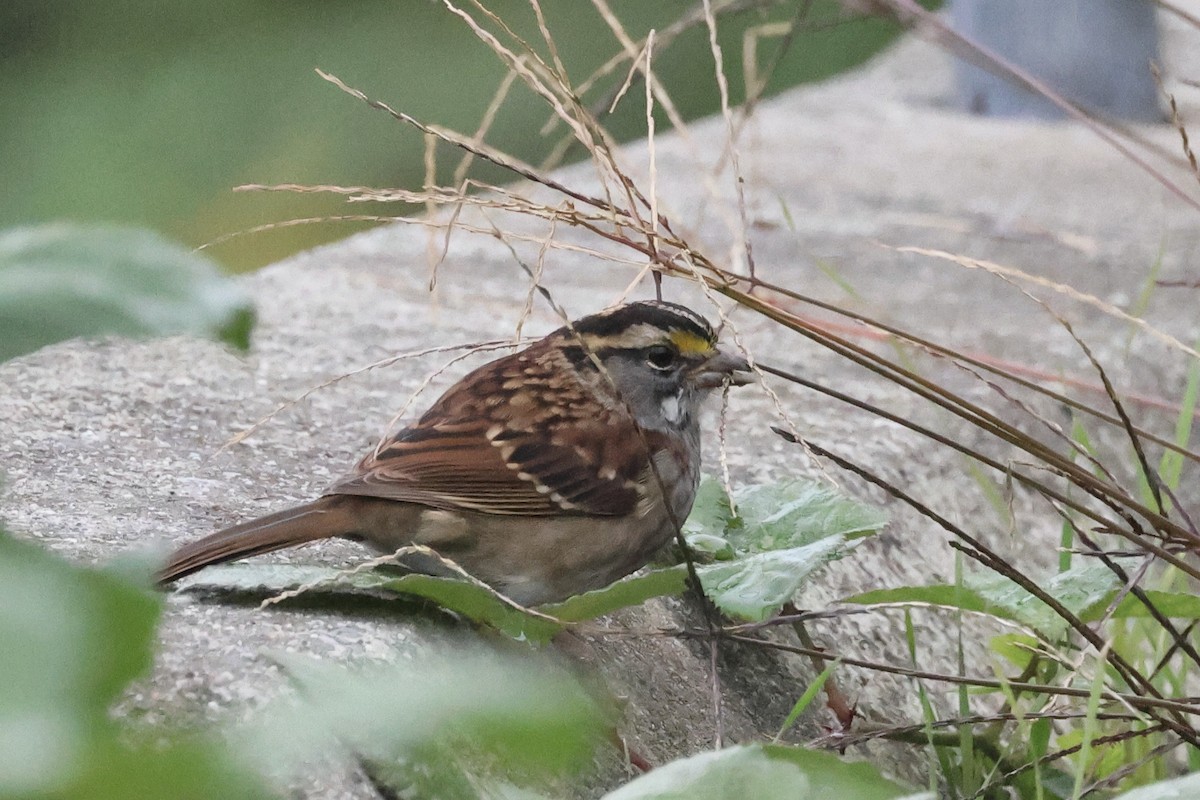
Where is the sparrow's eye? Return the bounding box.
[646,345,676,371]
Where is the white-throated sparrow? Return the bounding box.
[159,301,751,604]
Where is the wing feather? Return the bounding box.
[328,345,647,517]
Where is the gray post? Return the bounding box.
[950,0,1162,121]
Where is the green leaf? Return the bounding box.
[0,532,161,795]
[679,478,886,621]
[777,659,842,740]
[601,744,925,800]
[1100,590,1200,621]
[971,562,1124,635]
[698,536,855,621]
[0,223,255,361]
[252,649,606,779]
[369,572,565,643]
[183,562,692,643]
[846,585,1004,615]
[683,477,736,541]
[724,480,887,553]
[545,566,688,622]
[1110,771,1200,800]
[175,563,347,593]
[0,529,268,799]
[72,736,270,800]
[180,563,565,643]
[844,560,1131,637]
[987,632,1041,670]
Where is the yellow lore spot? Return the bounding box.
[669,329,714,355]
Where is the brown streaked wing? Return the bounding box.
[327,346,646,517]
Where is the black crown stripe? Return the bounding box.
[565,301,714,343]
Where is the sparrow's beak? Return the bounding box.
[693,346,753,389]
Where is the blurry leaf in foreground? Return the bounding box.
[249,649,606,786]
[600,744,927,800]
[0,528,267,799]
[0,223,255,362]
[0,530,159,795]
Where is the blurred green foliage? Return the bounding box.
[604,745,927,800]
[0,223,254,361]
[1,0,916,272]
[0,529,268,799]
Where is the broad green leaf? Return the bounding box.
[179,563,565,643]
[182,562,692,642]
[845,585,1003,617]
[253,649,605,778]
[724,480,887,553]
[546,566,688,622]
[370,572,564,643]
[683,477,737,542]
[987,632,1042,671]
[685,533,737,559]
[0,223,255,361]
[1111,771,1200,800]
[175,563,350,593]
[0,534,162,711]
[601,744,925,800]
[1101,590,1200,621]
[680,478,885,621]
[969,561,1125,636]
[698,536,856,621]
[844,560,1131,637]
[71,736,269,800]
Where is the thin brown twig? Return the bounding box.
[728,290,1200,555]
[875,0,1200,214]
[769,431,1200,746]
[214,339,518,455]
[1153,62,1200,188]
[970,724,1173,799]
[1154,0,1200,29]
[701,0,756,281]
[718,631,1200,719]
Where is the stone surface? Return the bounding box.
[3,9,1199,797]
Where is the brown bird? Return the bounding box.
[159,301,751,605]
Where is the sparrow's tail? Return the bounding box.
[157,496,359,584]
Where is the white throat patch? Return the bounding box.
[660,392,683,424]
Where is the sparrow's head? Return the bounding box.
[556,301,751,433]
